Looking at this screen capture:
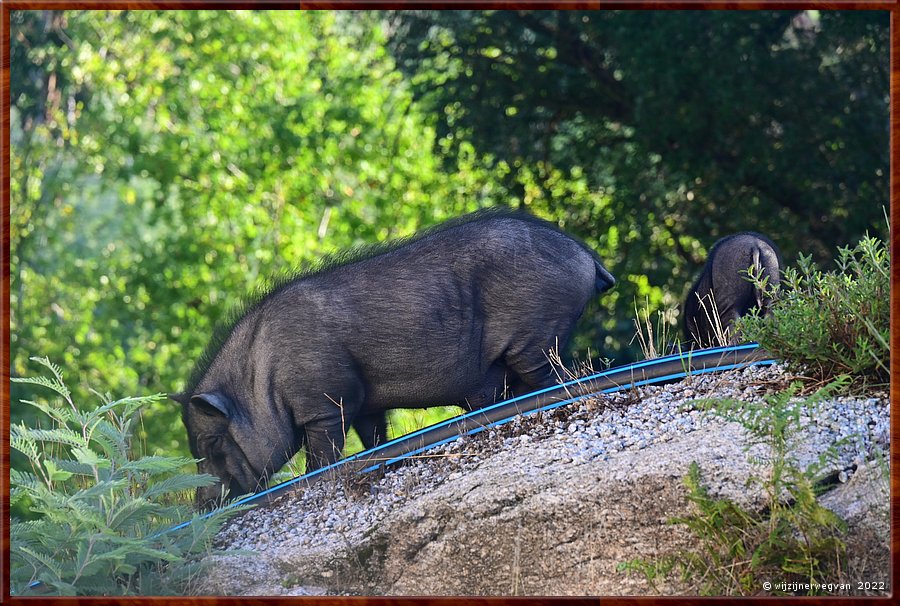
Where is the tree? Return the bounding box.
[386,10,889,356]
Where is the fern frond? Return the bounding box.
[105,498,159,532]
[92,419,129,460]
[41,456,97,477]
[12,373,71,400]
[142,473,219,500]
[14,426,86,449]
[9,358,253,596]
[118,456,199,475]
[16,545,64,580]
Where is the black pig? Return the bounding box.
[171,208,616,508]
[683,231,781,348]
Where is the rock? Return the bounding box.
[194,365,889,596]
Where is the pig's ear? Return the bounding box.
[169,392,189,405]
[189,392,234,419]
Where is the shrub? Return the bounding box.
[620,378,852,595]
[10,357,251,596]
[737,234,888,384]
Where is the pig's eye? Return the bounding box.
[199,435,224,452]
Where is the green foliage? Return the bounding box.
[619,378,851,595]
[738,234,889,384]
[10,357,250,596]
[387,10,889,358]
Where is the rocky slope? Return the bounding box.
[194,364,889,596]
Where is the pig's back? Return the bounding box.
[269,214,599,406]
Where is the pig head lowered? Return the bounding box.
[171,209,616,508]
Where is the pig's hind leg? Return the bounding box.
[503,343,567,393]
[353,411,388,450]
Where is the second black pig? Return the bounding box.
[683,231,781,348]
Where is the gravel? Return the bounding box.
[212,363,889,558]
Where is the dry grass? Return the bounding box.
[688,290,732,348]
[630,298,681,359]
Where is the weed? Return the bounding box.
[619,377,854,595]
[685,289,733,348]
[738,234,888,385]
[630,298,681,359]
[10,357,251,596]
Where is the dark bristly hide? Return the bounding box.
[172,208,616,509]
[683,232,782,349]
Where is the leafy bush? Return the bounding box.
[620,378,852,595]
[10,357,250,596]
[737,234,888,384]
